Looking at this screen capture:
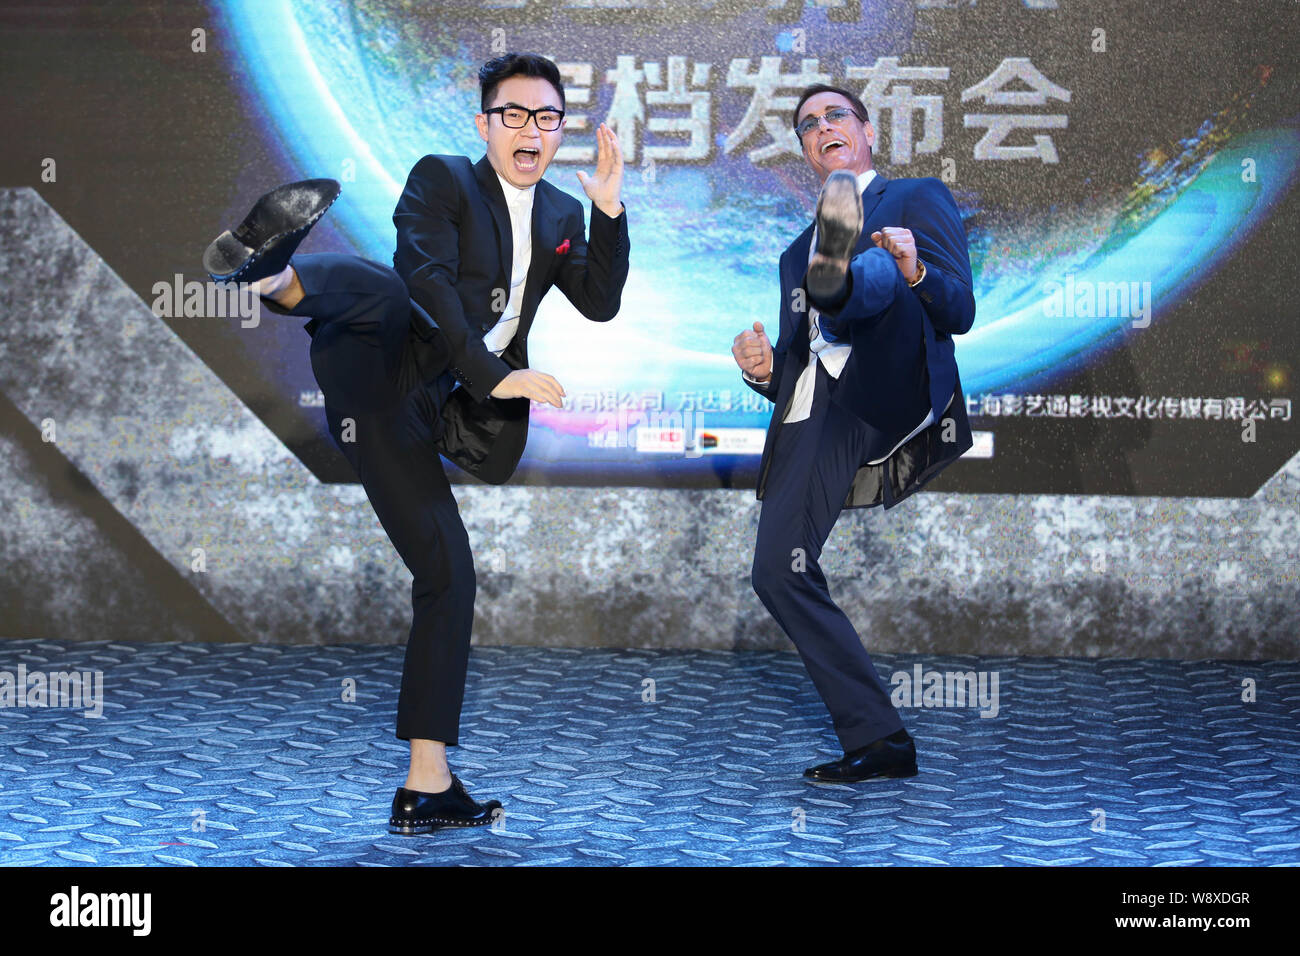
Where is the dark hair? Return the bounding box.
[479,53,565,113]
[791,84,871,130]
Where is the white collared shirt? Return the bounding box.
[487,170,536,356]
[744,167,935,464]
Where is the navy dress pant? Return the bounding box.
[751,359,907,752]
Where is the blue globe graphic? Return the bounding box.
[219,0,1300,469]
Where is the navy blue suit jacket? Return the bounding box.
[745,172,975,503]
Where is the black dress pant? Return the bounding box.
[275,252,473,745]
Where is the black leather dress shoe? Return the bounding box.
[804,168,863,305]
[202,178,340,283]
[388,775,503,835]
[803,730,918,783]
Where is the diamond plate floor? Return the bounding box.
[1,641,1297,867]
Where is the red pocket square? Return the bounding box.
[555,239,570,255]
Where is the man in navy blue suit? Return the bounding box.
[731,83,975,783]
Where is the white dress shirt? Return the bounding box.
[744,167,935,464]
[486,170,536,356]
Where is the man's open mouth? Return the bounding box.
[514,147,540,171]
[820,140,847,155]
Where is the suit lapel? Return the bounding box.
[520,184,555,330]
[780,225,813,346]
[860,170,888,228]
[473,155,512,290]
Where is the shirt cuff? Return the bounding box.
[908,259,928,290]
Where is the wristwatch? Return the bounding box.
[907,259,927,288]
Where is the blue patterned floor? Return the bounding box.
[1,640,1297,866]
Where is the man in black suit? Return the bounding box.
[203,53,629,832]
[731,84,975,784]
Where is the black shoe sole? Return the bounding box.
[387,816,496,836]
[806,169,863,302]
[387,798,504,835]
[202,178,341,283]
[803,762,918,784]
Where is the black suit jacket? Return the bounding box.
[393,154,630,483]
[745,173,976,508]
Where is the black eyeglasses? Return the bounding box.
[794,106,862,140]
[484,105,565,131]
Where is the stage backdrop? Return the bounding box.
[0,0,1296,656]
[205,0,1300,498]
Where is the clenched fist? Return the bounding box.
[870,226,920,284]
[732,321,773,383]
